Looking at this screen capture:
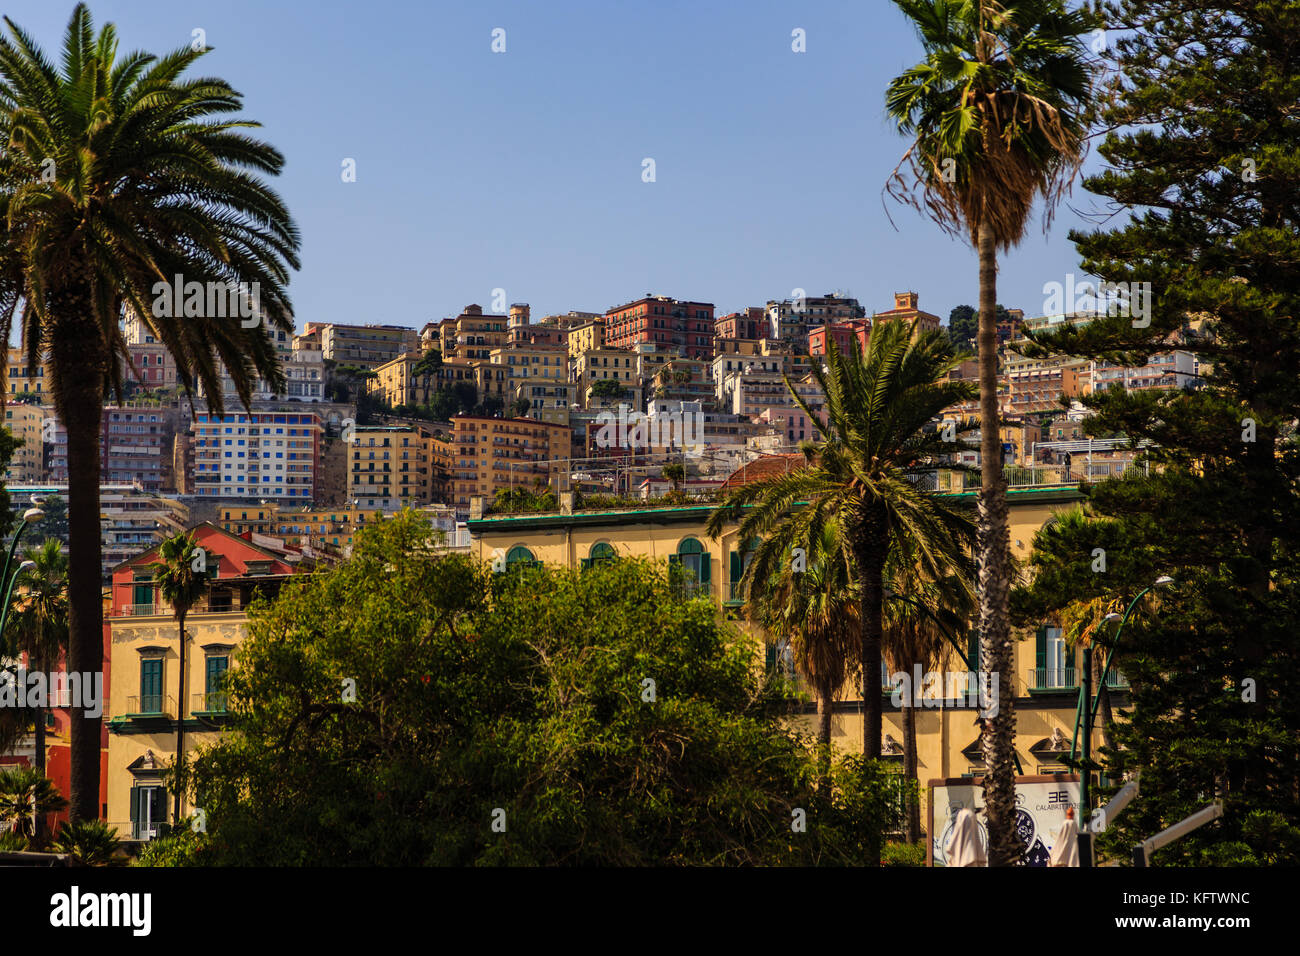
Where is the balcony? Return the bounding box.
[193,692,229,715]
[124,694,174,718]
[1027,667,1130,692]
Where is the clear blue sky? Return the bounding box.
[6,0,1107,332]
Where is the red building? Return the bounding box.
[715,307,767,341]
[603,295,715,361]
[809,319,871,357]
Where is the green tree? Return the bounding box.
[947,304,977,348]
[150,532,208,826]
[707,320,977,862]
[885,0,1095,865]
[6,539,69,796]
[1012,0,1300,864]
[590,378,627,400]
[662,462,686,493]
[411,348,443,405]
[0,4,300,821]
[745,519,858,790]
[184,511,899,865]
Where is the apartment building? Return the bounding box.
[714,306,768,341]
[603,295,715,361]
[347,424,435,510]
[191,410,322,501]
[567,318,604,361]
[765,292,865,351]
[304,321,421,369]
[4,403,48,482]
[4,347,47,399]
[438,305,511,361]
[46,406,184,493]
[449,415,571,509]
[369,350,440,408]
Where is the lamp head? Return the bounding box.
[1155,575,1174,587]
[17,560,35,573]
[1103,612,1122,623]
[21,508,44,524]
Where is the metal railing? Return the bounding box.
[193,692,229,714]
[1027,667,1130,691]
[124,694,173,717]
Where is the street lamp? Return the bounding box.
[0,508,45,639]
[1075,574,1174,866]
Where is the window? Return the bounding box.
[139,658,163,713]
[505,545,536,569]
[669,537,710,593]
[204,655,229,712]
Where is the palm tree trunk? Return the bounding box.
[853,529,886,866]
[52,317,107,823]
[902,699,920,843]
[174,609,187,825]
[816,677,833,797]
[975,219,1019,866]
[32,707,46,844]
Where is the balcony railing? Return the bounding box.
[124,694,174,717]
[193,692,229,714]
[1027,667,1131,691]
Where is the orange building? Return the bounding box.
[604,295,715,361]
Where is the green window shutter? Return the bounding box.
[133,584,153,606]
[1035,626,1047,670]
[580,558,592,571]
[730,550,742,583]
[140,659,163,709]
[967,631,979,671]
[206,656,229,696]
[765,643,777,670]
[700,556,711,586]
[668,554,680,568]
[129,786,140,837]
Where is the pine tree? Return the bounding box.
[1017,0,1300,863]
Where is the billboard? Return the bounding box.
[927,774,1081,867]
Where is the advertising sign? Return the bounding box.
[927,774,1081,867]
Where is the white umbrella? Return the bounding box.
[1050,810,1080,867]
[947,808,987,867]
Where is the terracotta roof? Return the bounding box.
[719,454,807,490]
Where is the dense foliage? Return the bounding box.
[181,512,901,865]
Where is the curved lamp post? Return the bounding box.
[0,508,46,630]
[1074,574,1173,866]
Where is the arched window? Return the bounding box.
[583,542,616,570]
[669,537,710,594]
[506,545,536,568]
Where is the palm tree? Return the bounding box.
[707,321,977,861]
[885,0,1094,865]
[744,520,858,789]
[882,546,976,843]
[0,4,300,820]
[0,765,67,841]
[7,539,69,780]
[150,532,208,826]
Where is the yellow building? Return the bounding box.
[4,403,49,481]
[466,485,1123,822]
[440,305,510,361]
[567,319,603,361]
[105,524,316,841]
[348,424,435,509]
[218,503,280,536]
[4,347,48,399]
